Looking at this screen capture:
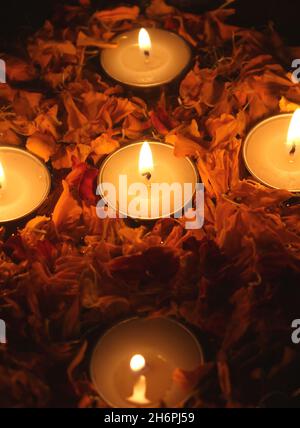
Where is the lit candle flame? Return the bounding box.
[287,108,300,156]
[139,142,154,180]
[127,354,150,405]
[138,28,152,56]
[0,161,5,189]
[130,354,146,372]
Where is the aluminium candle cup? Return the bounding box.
[0,146,51,223]
[243,114,300,193]
[100,28,192,88]
[90,317,204,408]
[97,141,199,221]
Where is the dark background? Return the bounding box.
[0,0,300,49]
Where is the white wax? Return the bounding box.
[101,29,191,87]
[0,147,51,222]
[244,114,300,192]
[90,317,204,408]
[98,142,198,220]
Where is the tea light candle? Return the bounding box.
[98,141,198,220]
[243,110,300,192]
[90,317,204,408]
[101,28,191,88]
[0,146,51,223]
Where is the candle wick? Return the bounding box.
[290,142,297,156]
[144,51,150,64]
[142,172,152,181]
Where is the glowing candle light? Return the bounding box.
[127,354,151,406]
[130,354,146,372]
[101,28,191,88]
[98,141,198,220]
[0,146,50,223]
[139,28,152,60]
[243,111,300,192]
[139,142,154,180]
[127,375,151,406]
[90,317,204,408]
[287,108,300,158]
[0,161,5,190]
